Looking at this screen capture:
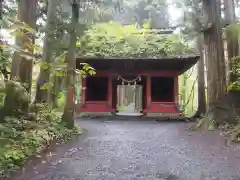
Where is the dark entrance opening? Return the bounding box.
[86,77,108,101]
[151,77,174,102]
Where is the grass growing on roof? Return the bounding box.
[78,21,195,58]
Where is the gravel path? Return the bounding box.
[12,119,240,180]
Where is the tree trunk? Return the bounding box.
[2,0,37,117]
[62,1,79,128]
[195,34,206,117]
[203,0,228,124]
[0,0,3,77]
[10,0,37,92]
[223,0,238,83]
[0,0,2,20]
[0,0,9,81]
[35,0,58,103]
[51,75,62,108]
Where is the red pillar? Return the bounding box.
[174,76,179,106]
[146,75,151,109]
[81,76,86,106]
[107,76,112,108]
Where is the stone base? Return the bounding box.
[116,112,143,116]
[75,112,186,121]
[145,113,182,120]
[76,112,113,118]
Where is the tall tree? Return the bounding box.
[148,0,169,29]
[0,0,3,78]
[173,0,207,117]
[0,0,10,81]
[202,0,227,122]
[195,34,206,117]
[10,0,38,92]
[121,0,169,28]
[35,0,58,103]
[2,0,37,117]
[223,0,239,83]
[62,0,79,128]
[0,0,2,20]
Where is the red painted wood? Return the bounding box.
[143,75,180,114]
[143,102,179,113]
[174,77,179,107]
[146,75,151,109]
[76,70,180,114]
[81,76,86,106]
[78,101,115,112]
[108,76,112,108]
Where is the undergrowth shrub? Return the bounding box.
[2,81,30,117]
[0,103,80,178]
[229,116,240,143]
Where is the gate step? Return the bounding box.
[116,112,143,116]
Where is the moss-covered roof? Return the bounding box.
[78,22,197,59]
[76,22,199,74]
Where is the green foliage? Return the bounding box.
[224,23,240,40]
[228,80,240,91]
[230,122,240,142]
[178,67,198,116]
[1,18,40,63]
[56,91,67,109]
[79,21,194,58]
[76,63,96,76]
[0,3,85,178]
[0,79,5,108]
[227,56,240,91]
[2,81,30,116]
[1,19,80,174]
[0,104,80,178]
[224,24,240,92]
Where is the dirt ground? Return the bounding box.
[11,119,240,180]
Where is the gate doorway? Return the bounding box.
[116,84,143,116]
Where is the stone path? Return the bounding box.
[12,119,240,180]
